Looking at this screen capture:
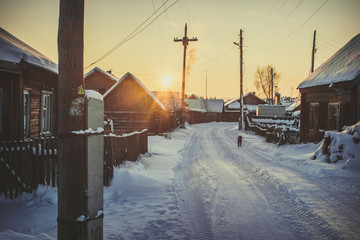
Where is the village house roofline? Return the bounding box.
[224,92,264,107]
[185,95,224,113]
[297,33,360,89]
[84,67,119,82]
[0,27,58,74]
[103,72,165,111]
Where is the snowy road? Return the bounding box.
[173,123,360,240]
[1,122,359,239]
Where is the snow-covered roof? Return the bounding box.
[298,33,360,89]
[207,99,224,113]
[286,97,301,112]
[0,27,58,73]
[244,104,257,112]
[186,97,224,113]
[186,99,207,112]
[84,67,119,82]
[103,72,165,111]
[224,92,265,109]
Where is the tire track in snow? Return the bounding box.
[176,124,298,240]
[217,125,354,239]
[221,127,360,239]
[174,131,215,240]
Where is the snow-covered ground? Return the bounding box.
[1,122,359,239]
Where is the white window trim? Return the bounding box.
[40,90,53,136]
[24,90,31,138]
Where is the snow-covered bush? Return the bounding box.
[313,122,360,169]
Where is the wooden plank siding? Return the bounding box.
[0,63,58,141]
[0,71,22,141]
[104,75,166,133]
[299,79,360,142]
[85,69,116,94]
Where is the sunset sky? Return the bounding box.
[1,0,359,99]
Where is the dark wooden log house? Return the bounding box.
[84,67,118,95]
[0,27,58,141]
[297,33,360,142]
[85,69,166,133]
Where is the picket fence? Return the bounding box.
[0,130,148,199]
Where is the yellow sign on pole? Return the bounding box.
[77,85,85,95]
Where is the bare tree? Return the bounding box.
[254,64,281,101]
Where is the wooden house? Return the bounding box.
[185,94,224,124]
[84,67,118,94]
[0,27,58,141]
[94,71,166,133]
[297,33,360,142]
[223,92,266,121]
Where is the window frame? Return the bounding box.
[309,102,319,130]
[40,90,53,136]
[328,102,340,131]
[23,89,31,138]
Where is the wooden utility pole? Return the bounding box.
[311,30,317,73]
[233,30,244,130]
[271,67,274,105]
[58,0,92,239]
[240,30,244,130]
[174,23,198,116]
[205,70,208,100]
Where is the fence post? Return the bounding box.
[34,138,40,189]
[50,137,57,187]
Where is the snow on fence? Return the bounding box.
[0,130,148,198]
[0,137,57,199]
[246,115,300,145]
[103,129,148,186]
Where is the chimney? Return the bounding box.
[107,70,112,74]
[275,93,281,105]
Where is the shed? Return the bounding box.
[0,27,58,141]
[297,33,360,142]
[102,72,166,133]
[84,67,118,94]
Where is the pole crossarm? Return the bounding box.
[174,23,198,118]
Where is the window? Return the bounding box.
[309,103,319,129]
[24,90,31,138]
[328,103,340,130]
[0,88,3,133]
[40,91,53,135]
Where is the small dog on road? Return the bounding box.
[237,135,242,147]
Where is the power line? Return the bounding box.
[246,46,309,57]
[85,0,178,70]
[275,0,288,14]
[196,46,236,67]
[288,0,304,16]
[288,0,329,37]
[112,46,238,77]
[318,33,343,46]
[317,37,341,50]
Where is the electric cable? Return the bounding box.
[85,0,178,70]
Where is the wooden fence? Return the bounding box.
[0,137,57,199]
[0,130,148,198]
[103,130,148,186]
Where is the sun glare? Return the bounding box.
[161,75,173,87]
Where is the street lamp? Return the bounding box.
[233,30,244,131]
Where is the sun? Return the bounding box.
[161,75,173,87]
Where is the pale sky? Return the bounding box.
[1,0,359,99]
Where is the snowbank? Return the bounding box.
[313,122,360,170]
